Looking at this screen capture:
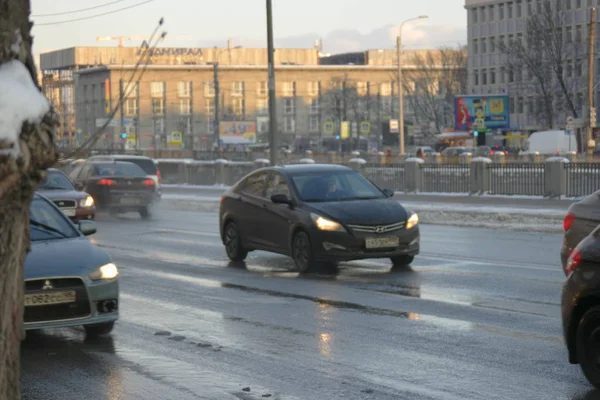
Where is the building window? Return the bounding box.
[179,115,192,135]
[178,81,191,97]
[490,36,496,52]
[576,59,583,77]
[257,81,267,96]
[154,117,166,134]
[204,82,215,97]
[283,116,295,132]
[508,1,514,18]
[516,33,523,46]
[150,81,165,97]
[256,98,268,114]
[480,6,486,22]
[510,97,516,114]
[509,67,515,83]
[567,59,574,77]
[576,92,584,112]
[500,67,506,84]
[284,98,295,114]
[309,98,320,114]
[537,0,543,12]
[232,81,245,97]
[205,98,214,116]
[566,26,573,43]
[356,81,368,96]
[527,0,533,14]
[516,0,523,17]
[152,98,164,115]
[307,81,320,96]
[490,68,496,84]
[482,69,488,85]
[488,5,494,20]
[380,82,392,96]
[517,96,524,113]
[481,38,487,53]
[282,81,296,97]
[473,39,479,54]
[179,98,191,115]
[472,7,478,23]
[576,25,583,43]
[566,0,572,9]
[125,98,137,116]
[474,69,479,86]
[499,3,505,19]
[381,97,392,113]
[125,82,138,97]
[309,115,319,132]
[232,98,245,116]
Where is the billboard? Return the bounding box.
[455,95,510,131]
[219,121,257,145]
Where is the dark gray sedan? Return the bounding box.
[25,193,119,336]
[561,190,600,273]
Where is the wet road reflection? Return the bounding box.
[20,208,595,399]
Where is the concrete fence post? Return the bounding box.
[404,158,425,193]
[430,153,442,164]
[493,152,506,164]
[529,152,540,163]
[459,152,473,165]
[254,158,270,170]
[214,158,228,185]
[348,157,367,173]
[544,157,569,198]
[470,157,492,195]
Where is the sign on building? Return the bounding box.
[323,121,334,134]
[219,121,257,144]
[341,121,350,139]
[389,119,399,133]
[360,121,371,134]
[454,95,510,131]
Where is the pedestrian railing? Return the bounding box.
[565,163,600,198]
[488,163,545,196]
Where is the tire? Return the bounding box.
[391,255,414,267]
[224,222,248,262]
[292,231,316,273]
[576,306,600,389]
[84,321,115,337]
[139,206,151,220]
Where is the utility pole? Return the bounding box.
[119,78,125,153]
[397,35,404,156]
[266,0,278,165]
[213,62,220,151]
[587,7,597,159]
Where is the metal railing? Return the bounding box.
[363,164,406,191]
[488,163,545,196]
[566,163,600,198]
[421,164,470,193]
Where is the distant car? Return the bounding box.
[562,224,600,389]
[37,168,96,222]
[70,160,159,219]
[441,147,470,157]
[25,193,119,336]
[86,155,161,195]
[219,164,420,272]
[561,190,600,271]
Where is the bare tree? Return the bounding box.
[0,1,59,397]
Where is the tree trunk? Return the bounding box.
[0,1,59,398]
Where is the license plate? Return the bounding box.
[365,237,400,249]
[120,197,140,205]
[61,208,76,217]
[24,291,76,307]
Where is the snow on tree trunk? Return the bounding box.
[0,1,59,398]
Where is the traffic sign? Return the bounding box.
[566,116,574,131]
[389,119,399,134]
[360,121,371,134]
[341,122,350,139]
[323,121,334,134]
[590,108,597,128]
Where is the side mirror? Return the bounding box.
[74,182,84,191]
[271,194,293,206]
[382,188,395,198]
[78,220,97,236]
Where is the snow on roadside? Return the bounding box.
[0,60,50,157]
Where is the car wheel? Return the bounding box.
[224,222,248,262]
[84,321,115,337]
[139,206,151,220]
[391,255,414,267]
[292,231,315,273]
[576,306,600,389]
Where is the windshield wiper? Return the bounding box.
[30,219,67,238]
[39,185,68,190]
[340,196,381,201]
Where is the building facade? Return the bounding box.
[465,0,600,133]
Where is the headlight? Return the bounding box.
[89,263,119,281]
[80,196,94,207]
[406,213,419,230]
[311,213,346,232]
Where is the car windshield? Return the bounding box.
[38,170,75,190]
[121,158,158,175]
[30,197,79,241]
[94,162,147,177]
[291,171,386,202]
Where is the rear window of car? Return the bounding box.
[120,158,157,175]
[94,162,147,177]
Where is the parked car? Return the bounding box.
[70,160,159,219]
[219,164,420,272]
[25,193,119,336]
[562,224,600,389]
[441,147,471,157]
[37,168,96,222]
[561,189,600,271]
[86,155,161,195]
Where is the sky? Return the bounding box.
[30,0,467,59]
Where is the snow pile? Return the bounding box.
[0,60,50,157]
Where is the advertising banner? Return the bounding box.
[219,121,257,144]
[455,95,510,131]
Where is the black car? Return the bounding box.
[70,160,158,219]
[562,224,600,389]
[219,164,420,272]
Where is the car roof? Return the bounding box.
[89,155,155,161]
[88,160,138,165]
[275,164,354,174]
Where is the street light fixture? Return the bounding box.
[397,15,429,156]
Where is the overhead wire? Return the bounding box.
[33,0,127,17]
[36,0,154,26]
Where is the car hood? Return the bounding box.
[37,189,88,201]
[25,236,111,280]
[306,198,409,225]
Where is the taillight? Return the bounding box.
[143,179,154,186]
[564,213,576,232]
[156,170,161,185]
[565,248,583,277]
[98,179,116,186]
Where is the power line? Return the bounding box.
[36,0,154,26]
[33,0,127,17]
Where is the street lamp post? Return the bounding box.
[266,0,278,166]
[397,15,428,156]
[211,45,242,151]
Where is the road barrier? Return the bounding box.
[55,156,600,198]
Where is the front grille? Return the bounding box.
[24,278,91,323]
[52,199,76,208]
[348,221,406,233]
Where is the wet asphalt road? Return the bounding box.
[20,207,600,400]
